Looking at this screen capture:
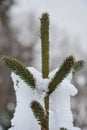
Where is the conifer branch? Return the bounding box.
[1,56,35,88]
[40,12,50,130]
[40,12,49,78]
[48,56,75,94]
[73,60,84,73]
[30,100,48,128]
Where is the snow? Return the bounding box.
[49,69,79,130]
[9,67,81,130]
[9,67,46,130]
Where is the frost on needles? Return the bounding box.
[1,12,84,130]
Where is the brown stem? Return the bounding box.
[44,95,49,130]
[40,13,49,130]
[41,127,48,130]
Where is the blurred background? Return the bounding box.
[0,0,87,130]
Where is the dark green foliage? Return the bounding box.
[48,56,75,94]
[73,60,84,73]
[0,0,14,13]
[30,100,48,128]
[60,128,67,130]
[40,13,49,78]
[1,56,36,88]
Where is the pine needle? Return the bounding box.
[73,60,84,73]
[30,100,48,128]
[48,55,75,94]
[40,12,49,78]
[1,56,35,88]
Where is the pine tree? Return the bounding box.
[1,12,84,130]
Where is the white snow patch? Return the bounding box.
[9,67,81,130]
[49,69,79,130]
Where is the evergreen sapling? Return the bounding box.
[1,12,84,130]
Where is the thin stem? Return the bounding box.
[40,12,50,130]
[44,95,49,130]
